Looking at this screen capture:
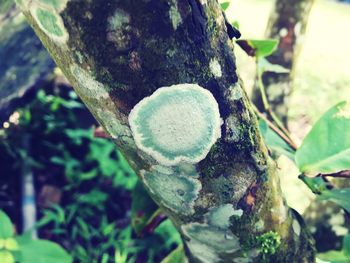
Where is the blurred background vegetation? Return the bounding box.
[0,0,350,262]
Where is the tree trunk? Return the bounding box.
[252,0,315,125]
[17,0,315,261]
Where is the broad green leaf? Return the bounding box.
[17,239,72,263]
[161,245,187,263]
[343,235,350,256]
[319,188,350,213]
[236,39,279,58]
[295,101,350,175]
[0,210,14,238]
[131,181,159,236]
[258,58,290,74]
[220,2,230,11]
[0,251,15,263]
[317,234,350,263]
[4,238,19,251]
[317,251,349,263]
[258,119,295,160]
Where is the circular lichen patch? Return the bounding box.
[30,4,68,43]
[36,8,63,36]
[129,84,222,166]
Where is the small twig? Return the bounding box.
[253,105,298,151]
[322,170,350,179]
[256,65,295,143]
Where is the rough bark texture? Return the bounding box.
[252,0,315,124]
[18,0,315,262]
[0,1,54,122]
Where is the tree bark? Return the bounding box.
[252,0,315,125]
[17,0,315,261]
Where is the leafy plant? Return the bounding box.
[295,101,350,176]
[0,210,72,263]
[317,234,350,263]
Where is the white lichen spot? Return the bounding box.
[198,0,208,5]
[108,8,130,29]
[279,28,288,38]
[207,204,243,229]
[107,9,132,51]
[75,51,84,64]
[129,84,222,166]
[96,110,133,140]
[255,219,265,231]
[29,2,69,43]
[70,64,109,99]
[228,84,243,101]
[209,58,222,78]
[140,166,201,215]
[334,101,350,119]
[169,2,182,30]
[292,219,301,236]
[271,199,288,224]
[294,22,302,36]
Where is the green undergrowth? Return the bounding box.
[0,84,181,263]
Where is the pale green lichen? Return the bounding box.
[169,2,182,30]
[70,64,109,99]
[141,166,201,215]
[96,110,133,140]
[182,203,242,261]
[29,3,68,43]
[209,58,222,78]
[207,204,243,229]
[107,8,132,51]
[270,198,288,224]
[292,219,301,236]
[182,223,241,254]
[228,83,243,101]
[186,241,218,263]
[129,84,222,166]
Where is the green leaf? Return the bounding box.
[295,101,350,175]
[317,235,350,262]
[232,21,240,30]
[0,251,15,263]
[298,175,328,194]
[258,58,290,74]
[220,2,230,11]
[343,235,350,256]
[317,251,349,263]
[258,119,295,160]
[319,188,350,213]
[17,239,72,263]
[131,181,159,236]
[161,245,187,263]
[236,39,279,58]
[0,210,14,239]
